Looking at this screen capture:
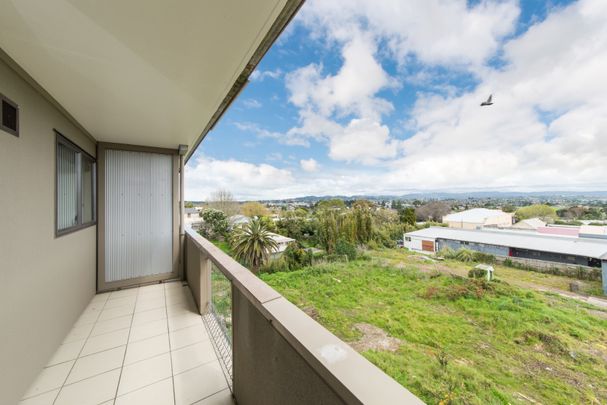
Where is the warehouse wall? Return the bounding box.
[436,239,510,256]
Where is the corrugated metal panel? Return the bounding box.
[57,143,78,230]
[105,150,172,282]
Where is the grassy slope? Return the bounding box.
[261,251,607,404]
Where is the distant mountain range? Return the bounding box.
[258,191,607,203]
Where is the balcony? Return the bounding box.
[19,228,423,404]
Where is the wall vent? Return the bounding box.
[1,94,19,137]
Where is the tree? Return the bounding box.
[207,189,239,216]
[398,207,416,225]
[199,209,229,240]
[241,201,269,217]
[515,204,557,221]
[415,201,451,222]
[501,204,516,213]
[231,218,278,273]
[184,201,194,208]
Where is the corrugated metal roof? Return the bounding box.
[443,208,511,223]
[406,227,607,259]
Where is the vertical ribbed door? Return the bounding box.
[105,150,173,283]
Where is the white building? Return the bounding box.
[511,218,547,230]
[442,208,513,229]
[268,232,295,256]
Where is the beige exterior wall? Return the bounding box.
[446,213,513,230]
[0,57,97,404]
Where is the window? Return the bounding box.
[1,93,19,137]
[56,132,96,236]
[405,237,411,242]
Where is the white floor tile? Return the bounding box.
[174,362,228,405]
[55,369,120,405]
[168,312,202,332]
[135,298,166,313]
[109,289,139,300]
[98,305,135,322]
[65,346,125,385]
[132,307,167,326]
[104,296,137,309]
[90,315,132,337]
[193,389,234,405]
[117,353,172,396]
[19,389,60,405]
[22,361,74,399]
[115,378,174,405]
[47,340,86,366]
[169,324,209,350]
[171,340,217,375]
[129,319,168,342]
[63,323,94,344]
[124,334,170,365]
[80,329,128,356]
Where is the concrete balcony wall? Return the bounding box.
[185,228,424,405]
[0,54,97,404]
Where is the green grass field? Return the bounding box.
[261,250,607,404]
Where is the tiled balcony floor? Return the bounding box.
[20,282,234,405]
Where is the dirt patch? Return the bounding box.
[303,306,320,321]
[587,309,607,320]
[350,323,402,353]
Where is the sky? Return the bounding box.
[185,0,607,201]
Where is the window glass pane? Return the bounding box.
[57,143,78,230]
[82,157,95,223]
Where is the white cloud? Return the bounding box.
[388,0,607,191]
[300,158,319,172]
[250,68,283,81]
[298,0,519,67]
[185,156,294,200]
[242,98,262,108]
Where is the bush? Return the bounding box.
[283,241,312,270]
[472,252,496,264]
[455,248,475,263]
[437,247,456,259]
[335,239,357,261]
[260,257,290,274]
[468,268,488,279]
[199,209,229,240]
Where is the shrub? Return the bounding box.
[335,239,357,261]
[283,241,313,270]
[455,248,475,262]
[473,252,496,264]
[199,209,229,240]
[260,257,290,274]
[468,268,488,279]
[437,247,456,259]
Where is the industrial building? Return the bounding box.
[404,227,607,293]
[442,208,514,229]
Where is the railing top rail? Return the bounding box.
[184,227,424,405]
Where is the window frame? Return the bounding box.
[0,92,19,137]
[55,131,97,237]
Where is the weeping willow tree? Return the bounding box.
[231,218,278,273]
[316,200,375,253]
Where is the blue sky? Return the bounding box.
[186,0,607,201]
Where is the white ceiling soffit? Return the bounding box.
[0,0,300,157]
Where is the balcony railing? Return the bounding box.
[184,227,424,405]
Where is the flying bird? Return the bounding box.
[480,94,493,106]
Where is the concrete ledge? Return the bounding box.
[185,228,424,405]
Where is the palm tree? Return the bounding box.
[231,218,278,273]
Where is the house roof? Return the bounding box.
[512,218,546,229]
[268,232,295,244]
[442,208,510,224]
[0,1,302,158]
[406,227,607,260]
